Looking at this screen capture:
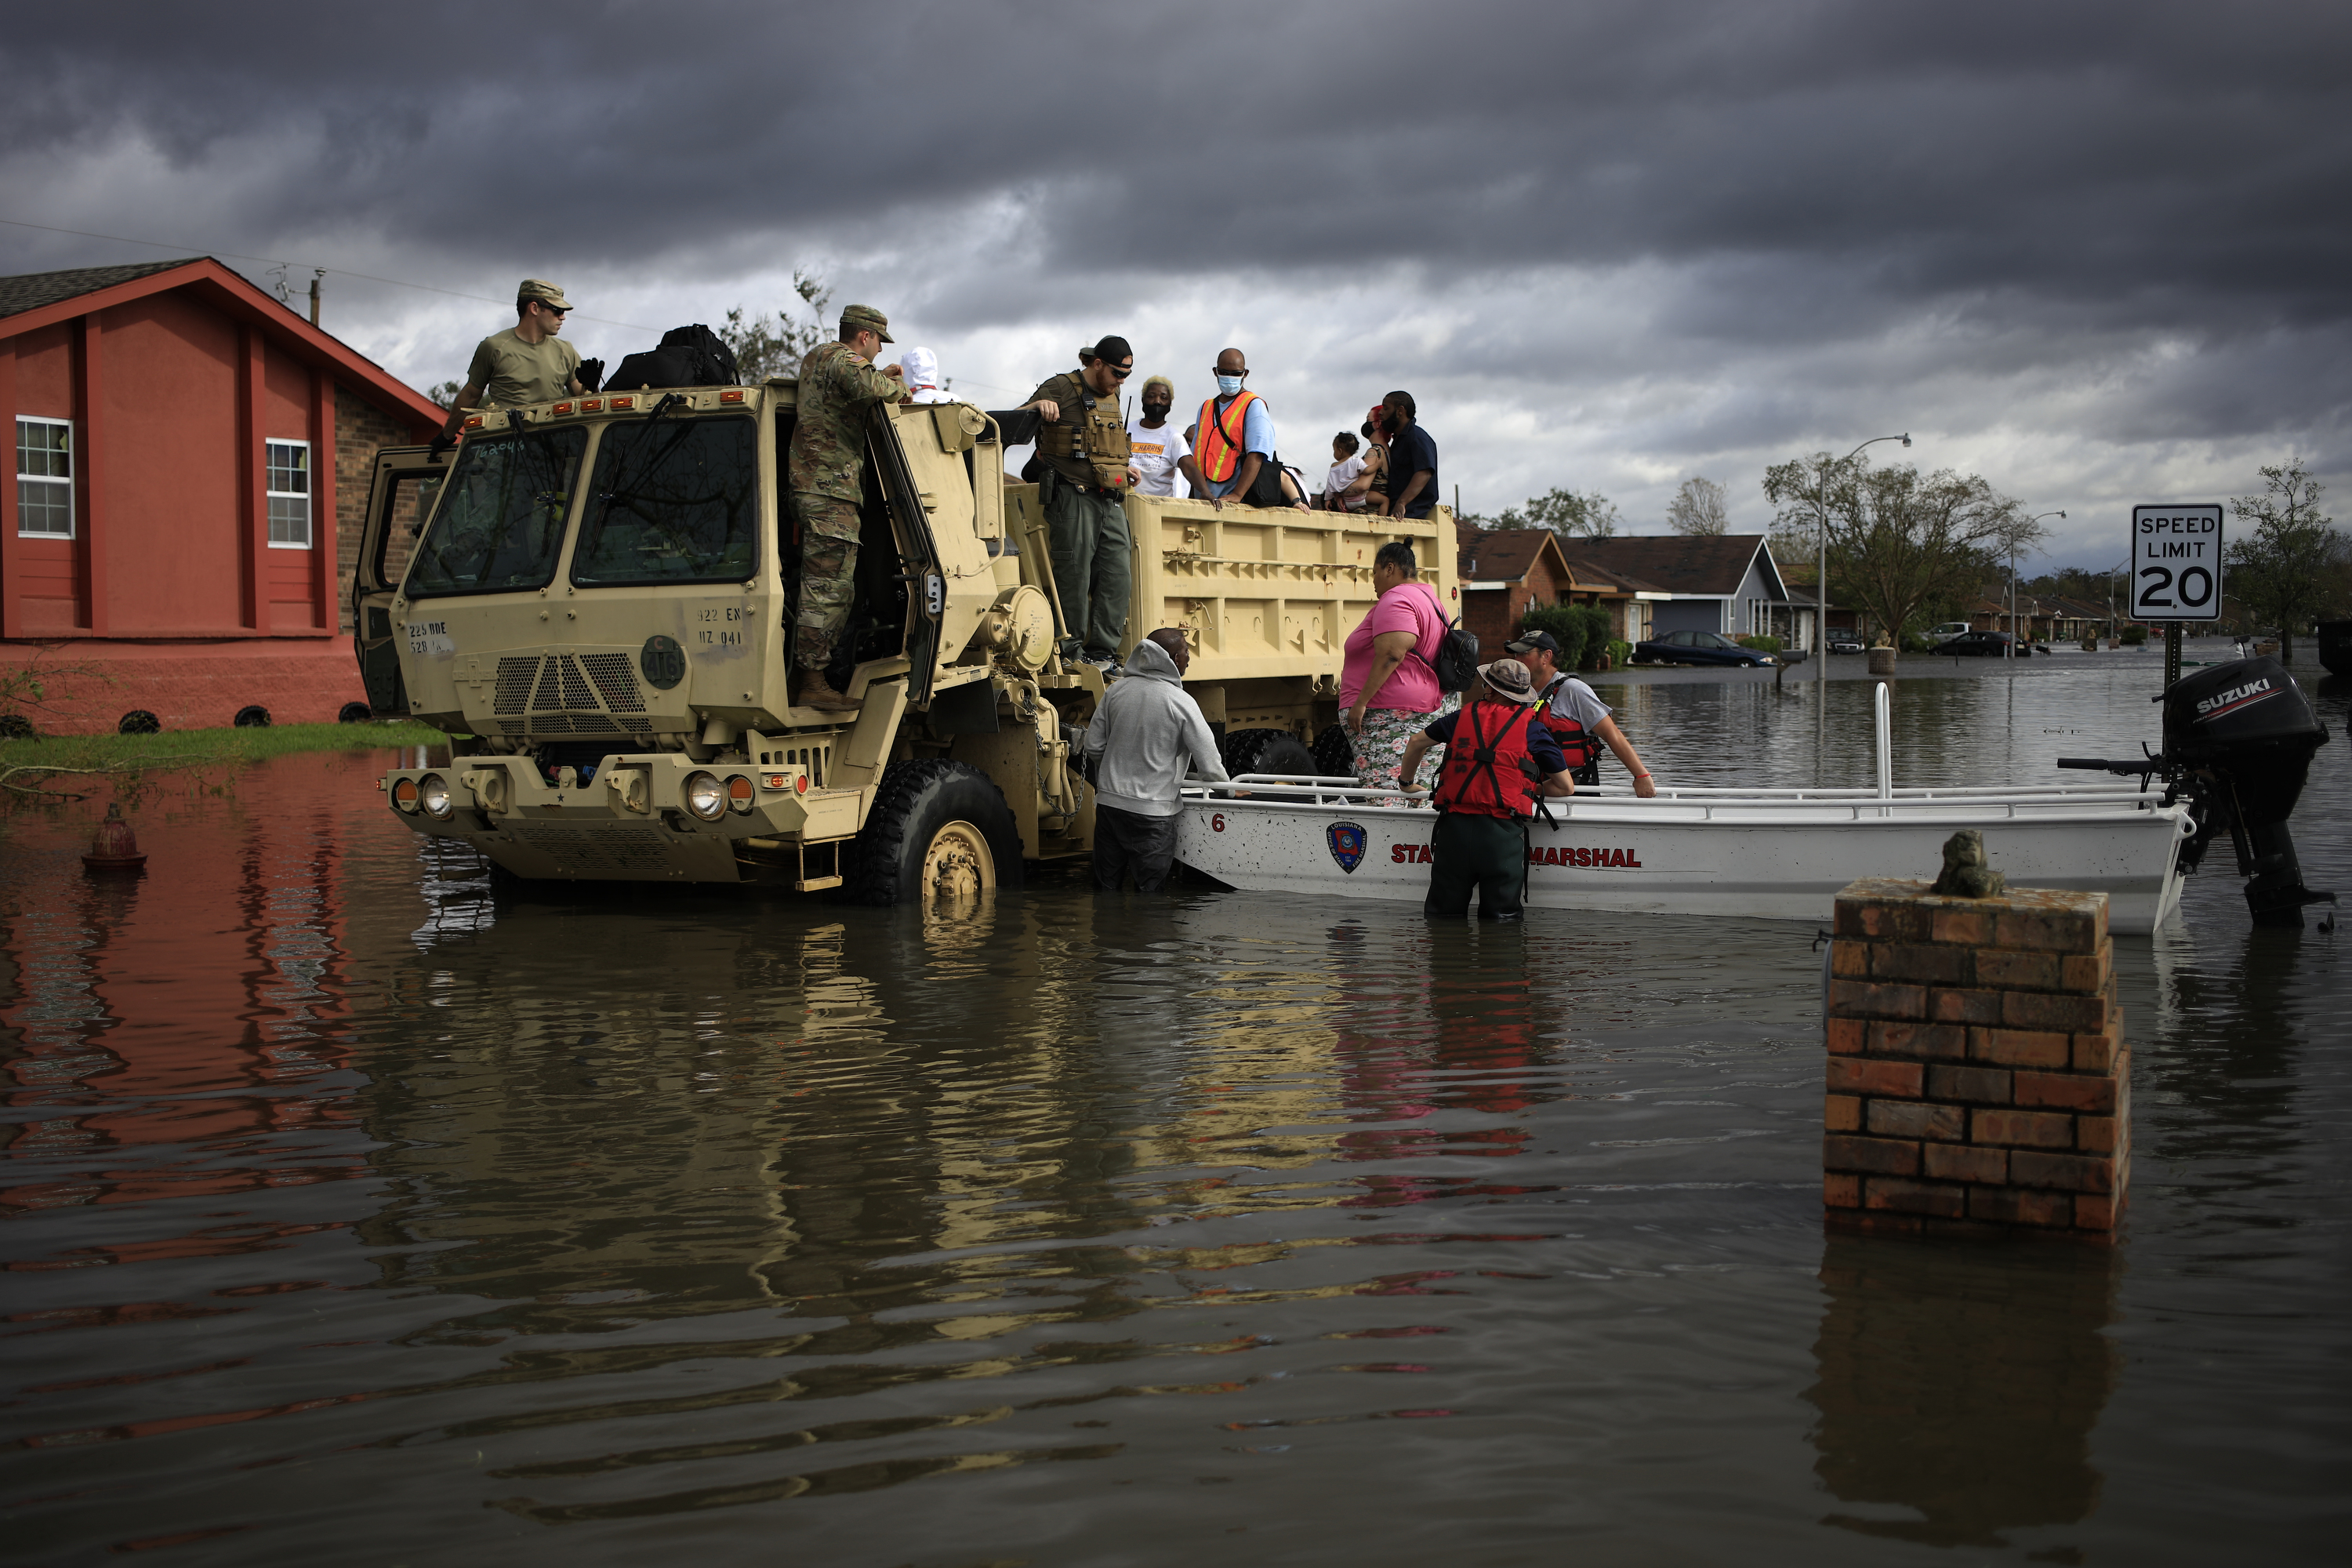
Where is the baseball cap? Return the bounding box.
[1478,659,1541,703]
[518,278,572,310]
[1505,630,1560,657]
[840,303,894,343]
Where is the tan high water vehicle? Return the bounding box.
[353,383,1457,902]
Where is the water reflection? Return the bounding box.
[1807,1236,2119,1548]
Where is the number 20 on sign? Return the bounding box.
[2129,503,2224,621]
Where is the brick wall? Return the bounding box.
[333,384,424,633]
[1824,878,2129,1240]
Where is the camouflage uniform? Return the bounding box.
[1028,368,1132,662]
[788,339,906,671]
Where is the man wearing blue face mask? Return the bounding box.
[1192,347,1307,513]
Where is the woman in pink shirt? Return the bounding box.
[1340,540,1451,802]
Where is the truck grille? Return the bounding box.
[488,652,656,735]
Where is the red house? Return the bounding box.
[2,258,442,733]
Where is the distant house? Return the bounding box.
[2,257,442,733]
[1566,535,1805,645]
[1453,523,1656,648]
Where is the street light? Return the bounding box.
[2010,511,2066,658]
[1817,434,1911,695]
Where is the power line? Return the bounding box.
[0,215,661,332]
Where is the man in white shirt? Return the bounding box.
[1127,375,1192,497]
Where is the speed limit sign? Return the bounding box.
[2129,504,2224,621]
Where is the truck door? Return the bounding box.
[869,407,946,705]
[350,445,452,718]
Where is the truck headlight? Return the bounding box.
[684,771,727,822]
[419,773,454,820]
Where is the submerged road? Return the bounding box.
[1,655,2345,1563]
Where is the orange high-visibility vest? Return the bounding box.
[1194,390,1263,484]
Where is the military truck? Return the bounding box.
[352,382,1458,902]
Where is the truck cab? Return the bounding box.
[357,381,1456,902]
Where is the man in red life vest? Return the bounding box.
[1398,658,1577,920]
[1504,630,1660,797]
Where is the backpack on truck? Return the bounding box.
[604,324,740,391]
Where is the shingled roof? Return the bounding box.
[1456,522,1572,585]
[0,259,201,321]
[1566,535,1787,598]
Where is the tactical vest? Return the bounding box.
[1432,701,1542,819]
[1195,391,1263,484]
[1539,676,1603,770]
[1048,376,1134,491]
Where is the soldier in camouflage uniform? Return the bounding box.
[788,303,909,711]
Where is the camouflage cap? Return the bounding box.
[840,303,894,343]
[517,278,572,310]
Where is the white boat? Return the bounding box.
[1174,778,2192,934]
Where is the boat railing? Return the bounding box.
[1189,774,2190,829]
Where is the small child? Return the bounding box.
[1325,431,1370,511]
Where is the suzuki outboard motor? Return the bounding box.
[2060,655,2334,927]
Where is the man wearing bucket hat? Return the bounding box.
[1397,657,1577,920]
[787,303,910,711]
[434,278,593,447]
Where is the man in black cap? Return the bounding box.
[1506,630,1659,796]
[1024,336,1142,668]
[1399,658,1577,920]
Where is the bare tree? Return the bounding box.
[1667,476,1730,535]
[1763,455,2045,644]
[719,270,833,383]
[2227,459,2348,662]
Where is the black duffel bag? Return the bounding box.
[604,324,740,392]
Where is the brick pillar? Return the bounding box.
[1824,878,2129,1240]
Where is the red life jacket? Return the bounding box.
[1539,676,1602,770]
[1432,699,1542,818]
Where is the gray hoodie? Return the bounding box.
[1081,639,1230,816]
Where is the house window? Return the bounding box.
[16,417,73,538]
[267,440,312,547]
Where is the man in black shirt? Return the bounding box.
[1379,390,1438,519]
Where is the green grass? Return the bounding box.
[1,720,448,806]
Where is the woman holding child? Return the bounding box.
[1340,540,1453,802]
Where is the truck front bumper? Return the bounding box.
[380,753,864,882]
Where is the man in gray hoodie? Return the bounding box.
[1081,629,1230,891]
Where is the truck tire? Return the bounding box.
[1311,723,1356,779]
[844,758,1023,907]
[1221,727,1318,780]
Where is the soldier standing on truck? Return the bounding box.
[1024,336,1142,669]
[788,303,909,713]
[433,279,593,451]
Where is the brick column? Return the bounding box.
[1824,878,2129,1240]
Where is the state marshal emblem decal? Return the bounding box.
[1326,820,1368,874]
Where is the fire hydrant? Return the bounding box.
[82,802,148,873]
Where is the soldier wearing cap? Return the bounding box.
[435,279,592,447]
[1398,658,1577,920]
[1023,336,1142,669]
[787,303,910,712]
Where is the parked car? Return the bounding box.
[1633,630,1777,667]
[1923,621,1973,646]
[1937,630,2049,658]
[1827,634,1866,655]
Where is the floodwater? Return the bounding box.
[3,653,2347,1566]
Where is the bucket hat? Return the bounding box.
[1477,659,1541,703]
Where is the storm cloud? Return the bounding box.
[5,0,2347,564]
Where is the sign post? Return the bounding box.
[2129,503,2224,688]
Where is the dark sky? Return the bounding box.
[6,0,2347,566]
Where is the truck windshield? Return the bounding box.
[571,414,760,586]
[404,427,587,598]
